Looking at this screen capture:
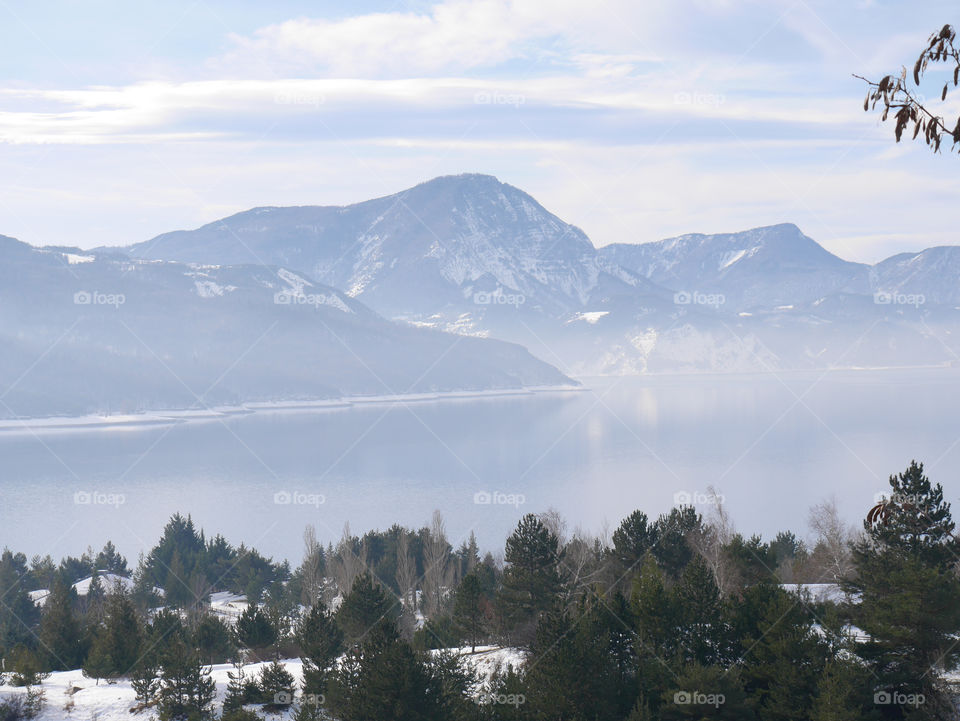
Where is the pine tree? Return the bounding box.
[234,603,277,658]
[737,584,829,721]
[809,659,876,721]
[497,514,562,644]
[335,572,399,647]
[257,660,295,708]
[38,577,85,671]
[613,510,656,575]
[0,550,41,657]
[157,637,216,721]
[326,618,442,721]
[674,556,728,665]
[660,663,755,720]
[99,590,143,676]
[94,541,128,575]
[131,660,161,710]
[81,634,114,685]
[451,572,487,653]
[193,614,235,665]
[8,645,47,686]
[650,506,702,578]
[222,656,249,713]
[297,604,343,700]
[631,555,678,717]
[845,461,960,720]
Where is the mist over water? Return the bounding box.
[2,368,959,563]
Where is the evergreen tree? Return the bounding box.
[524,596,636,721]
[97,590,143,676]
[131,660,161,710]
[737,584,829,721]
[38,577,85,671]
[845,461,960,720]
[335,572,399,647]
[650,506,702,578]
[0,550,40,657]
[326,618,442,721]
[257,660,295,708]
[82,634,114,685]
[451,572,488,653]
[234,603,277,658]
[661,663,755,720]
[157,637,216,721]
[674,556,728,665]
[94,541,129,575]
[193,614,235,664]
[297,604,343,700]
[809,659,878,721]
[631,555,679,717]
[497,514,561,644]
[222,656,249,713]
[8,645,47,686]
[613,510,656,576]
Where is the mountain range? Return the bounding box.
[124,174,960,375]
[3,173,958,418]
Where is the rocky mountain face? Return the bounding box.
[120,175,960,375]
[0,234,572,418]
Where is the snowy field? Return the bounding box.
[0,647,525,721]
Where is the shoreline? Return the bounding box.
[0,384,587,435]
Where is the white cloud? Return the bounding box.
[222,0,550,77]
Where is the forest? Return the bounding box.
[1,460,957,720]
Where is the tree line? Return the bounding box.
[1,461,958,720]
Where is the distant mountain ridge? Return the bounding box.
[0,233,572,419]
[120,174,960,373]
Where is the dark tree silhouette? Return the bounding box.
[857,24,960,152]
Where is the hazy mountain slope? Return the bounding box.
[0,235,571,419]
[599,223,871,310]
[871,246,960,306]
[122,179,960,375]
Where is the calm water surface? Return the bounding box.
[2,369,959,563]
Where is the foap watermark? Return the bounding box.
[473,288,526,308]
[873,291,925,307]
[474,91,525,108]
[873,491,925,506]
[874,691,925,708]
[73,490,125,508]
[673,691,725,708]
[674,290,725,308]
[474,490,526,508]
[74,290,125,308]
[674,490,725,506]
[274,291,333,308]
[674,91,725,108]
[273,691,324,706]
[274,91,325,108]
[477,692,526,708]
[274,490,326,508]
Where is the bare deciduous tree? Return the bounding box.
[689,486,739,596]
[301,525,324,608]
[421,511,455,617]
[395,530,417,612]
[805,497,858,584]
[857,24,960,153]
[330,523,365,598]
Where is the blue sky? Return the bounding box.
[2,0,959,261]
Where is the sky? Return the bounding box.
[1,0,959,262]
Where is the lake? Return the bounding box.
[2,369,959,565]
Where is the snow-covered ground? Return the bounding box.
[0,649,526,721]
[0,659,305,721]
[30,574,140,608]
